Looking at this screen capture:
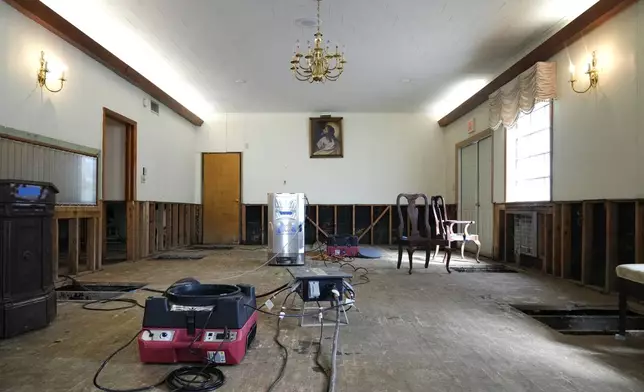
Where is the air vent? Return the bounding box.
[514,211,538,257]
[150,100,160,115]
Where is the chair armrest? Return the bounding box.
[444,220,474,225]
[444,220,475,237]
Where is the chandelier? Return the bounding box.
[290,0,346,83]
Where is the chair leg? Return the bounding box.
[473,239,481,263]
[407,248,414,275]
[397,243,403,270]
[432,245,439,260]
[445,248,452,274]
[425,246,431,268]
[460,241,465,260]
[618,288,628,338]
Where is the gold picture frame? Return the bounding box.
[309,117,343,158]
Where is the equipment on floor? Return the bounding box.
[138,280,257,365]
[356,247,382,259]
[326,234,359,257]
[288,267,351,302]
[287,267,353,328]
[267,192,306,266]
[0,180,58,339]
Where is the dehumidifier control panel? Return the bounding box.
[141,330,175,341]
[203,331,238,342]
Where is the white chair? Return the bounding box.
[616,264,644,338]
[430,195,480,262]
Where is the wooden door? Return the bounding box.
[202,153,241,244]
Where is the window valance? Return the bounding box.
[489,62,557,130]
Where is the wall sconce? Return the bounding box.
[37,51,66,93]
[569,51,599,94]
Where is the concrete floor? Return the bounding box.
[2,247,644,392]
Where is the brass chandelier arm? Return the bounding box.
[292,69,312,81]
[325,71,342,81]
[292,66,312,77]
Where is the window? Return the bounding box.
[506,100,552,202]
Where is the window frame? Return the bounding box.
[504,100,554,203]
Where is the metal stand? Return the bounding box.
[299,301,350,328]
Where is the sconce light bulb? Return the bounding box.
[569,63,575,74]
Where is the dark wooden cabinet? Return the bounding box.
[0,180,58,338]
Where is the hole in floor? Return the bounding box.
[512,305,644,335]
[56,282,145,301]
[451,265,516,273]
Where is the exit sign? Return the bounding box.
[467,118,476,134]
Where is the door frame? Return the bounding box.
[201,152,243,244]
[102,107,138,261]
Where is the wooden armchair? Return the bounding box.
[395,193,452,274]
[431,195,481,263]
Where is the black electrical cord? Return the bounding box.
[315,316,329,379]
[338,262,370,286]
[265,291,296,392]
[328,303,341,392]
[267,318,288,392]
[93,308,227,392]
[165,365,225,392]
[59,275,145,311]
[245,302,346,319]
[140,287,166,294]
[257,282,292,299]
[92,329,165,392]
[82,298,144,311]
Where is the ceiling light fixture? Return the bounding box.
[290,0,346,83]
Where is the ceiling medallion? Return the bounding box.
[290,0,346,83]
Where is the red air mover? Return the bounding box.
[137,282,257,365]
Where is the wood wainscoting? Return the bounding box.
[494,200,644,294]
[54,201,202,279]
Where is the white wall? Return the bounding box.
[551,0,644,200]
[196,113,444,204]
[443,0,644,203]
[0,2,199,203]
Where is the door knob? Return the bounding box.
[235,199,239,202]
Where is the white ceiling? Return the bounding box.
[41,0,599,118]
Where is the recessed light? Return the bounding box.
[401,78,412,83]
[235,79,247,84]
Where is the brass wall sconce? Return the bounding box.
[569,51,599,94]
[37,51,66,93]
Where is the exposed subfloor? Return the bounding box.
[2,247,644,392]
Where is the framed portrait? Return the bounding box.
[309,117,343,158]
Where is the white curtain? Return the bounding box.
[489,62,557,130]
